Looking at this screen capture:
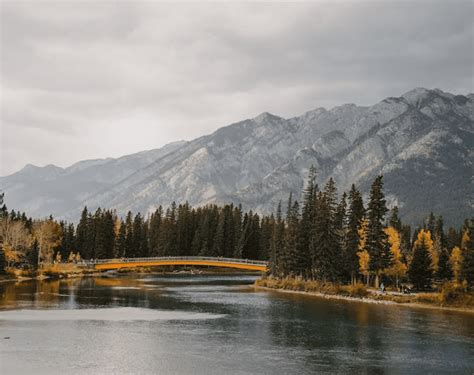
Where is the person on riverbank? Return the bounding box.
[380,283,386,293]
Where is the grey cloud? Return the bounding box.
[1,1,472,176]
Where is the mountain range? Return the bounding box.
[1,88,473,226]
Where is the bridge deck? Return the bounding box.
[89,256,268,272]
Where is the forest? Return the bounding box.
[0,168,473,291]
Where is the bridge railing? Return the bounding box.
[84,256,268,266]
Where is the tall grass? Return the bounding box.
[255,277,368,298]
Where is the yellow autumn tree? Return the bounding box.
[384,226,407,288]
[68,252,76,263]
[449,246,463,283]
[0,218,32,267]
[33,220,62,265]
[413,229,437,272]
[357,219,370,286]
[461,230,470,250]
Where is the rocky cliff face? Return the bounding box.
[1,88,472,226]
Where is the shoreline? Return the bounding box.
[254,285,474,314]
[0,267,260,284]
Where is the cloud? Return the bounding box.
[1,1,472,175]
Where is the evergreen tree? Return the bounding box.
[446,227,460,250]
[222,205,236,258]
[28,239,39,270]
[131,213,143,257]
[388,206,402,232]
[232,205,243,258]
[269,201,284,276]
[297,166,317,277]
[400,224,412,261]
[408,232,434,290]
[437,247,453,281]
[149,207,162,256]
[426,212,436,236]
[311,179,341,282]
[75,207,89,258]
[140,218,149,257]
[124,211,134,257]
[115,220,127,257]
[212,211,226,257]
[281,197,299,276]
[366,176,390,287]
[345,185,365,283]
[259,216,273,261]
[461,220,474,287]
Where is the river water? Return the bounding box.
[0,273,473,374]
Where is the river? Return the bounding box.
[0,273,473,374]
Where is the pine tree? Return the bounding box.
[149,207,162,256]
[461,221,474,287]
[124,211,134,257]
[281,197,299,276]
[446,227,460,250]
[259,215,273,261]
[334,192,347,275]
[140,218,149,258]
[269,201,284,276]
[75,207,89,258]
[103,210,116,259]
[115,220,127,258]
[437,247,453,281]
[389,206,402,232]
[131,213,143,257]
[297,166,317,277]
[345,184,365,284]
[400,224,412,261]
[212,211,226,257]
[426,212,436,236]
[312,179,341,282]
[233,205,243,258]
[222,205,236,258]
[28,239,39,270]
[408,231,434,291]
[433,217,451,281]
[366,176,390,287]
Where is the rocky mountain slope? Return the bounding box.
[1,88,472,226]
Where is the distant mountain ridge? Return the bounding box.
[1,88,472,226]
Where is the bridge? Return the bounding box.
[86,256,269,272]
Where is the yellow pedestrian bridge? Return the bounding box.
[87,256,269,272]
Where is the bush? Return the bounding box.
[342,283,368,298]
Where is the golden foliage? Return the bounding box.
[33,220,62,265]
[384,226,407,283]
[461,230,470,250]
[450,246,463,282]
[357,218,368,252]
[356,219,370,284]
[414,229,437,271]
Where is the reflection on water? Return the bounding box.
[0,274,473,375]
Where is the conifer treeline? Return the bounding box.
[0,170,473,291]
[72,203,268,261]
[268,167,473,290]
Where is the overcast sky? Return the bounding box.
[1,1,472,176]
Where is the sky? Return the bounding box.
[1,1,472,176]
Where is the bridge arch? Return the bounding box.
[89,256,268,272]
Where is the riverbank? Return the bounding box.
[255,278,474,313]
[0,265,261,283]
